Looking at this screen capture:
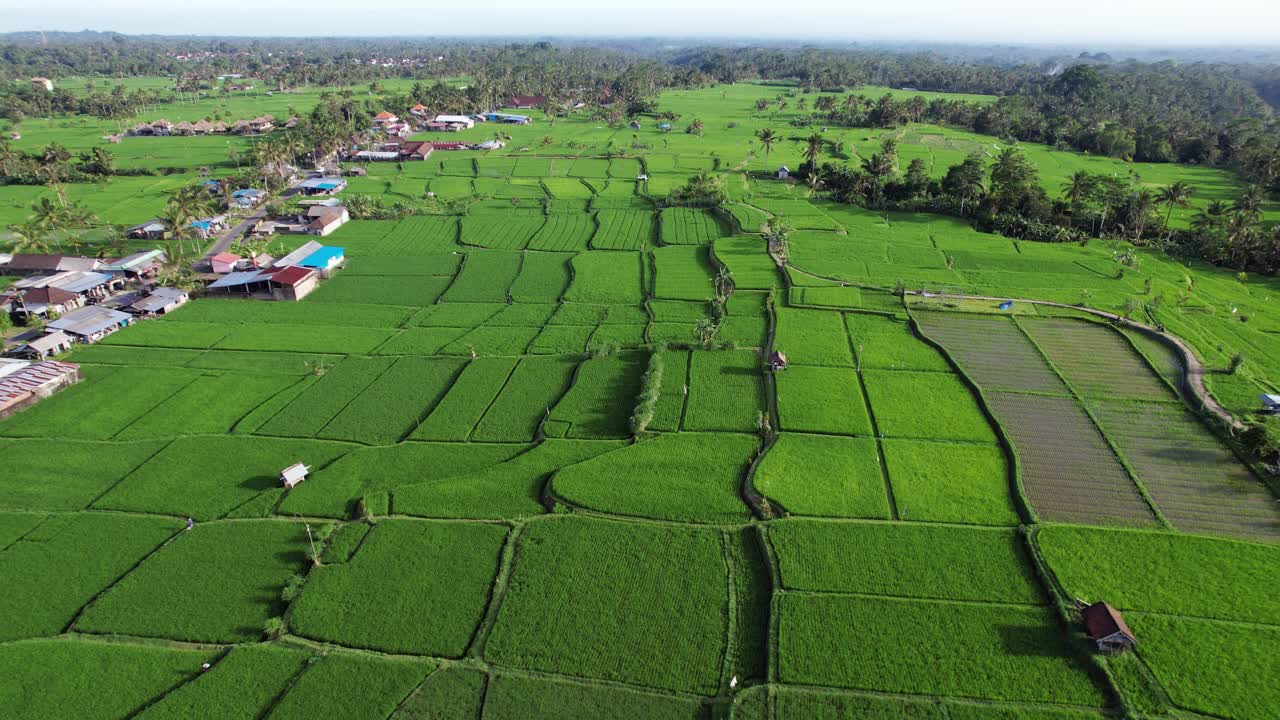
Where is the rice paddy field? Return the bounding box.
[0,78,1276,719]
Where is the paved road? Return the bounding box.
[205,211,265,257]
[203,185,302,258]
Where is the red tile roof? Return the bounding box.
[374,111,397,120]
[1082,602,1134,641]
[211,252,241,264]
[270,266,316,287]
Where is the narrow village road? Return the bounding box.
[203,185,302,258]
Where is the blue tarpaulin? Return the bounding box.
[998,301,1014,311]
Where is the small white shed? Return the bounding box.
[280,462,310,489]
[1262,394,1280,414]
[776,165,790,180]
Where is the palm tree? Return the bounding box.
[1226,186,1265,243]
[802,133,824,170]
[756,128,779,169]
[156,240,198,290]
[1157,181,1194,234]
[1062,171,1095,207]
[30,197,61,229]
[7,219,49,254]
[1132,188,1157,242]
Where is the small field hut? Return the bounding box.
[1081,602,1136,653]
[280,462,310,489]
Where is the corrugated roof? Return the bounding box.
[207,270,271,290]
[100,249,164,272]
[46,305,131,337]
[298,246,345,268]
[17,333,73,356]
[49,271,113,294]
[274,241,324,268]
[0,359,77,403]
[270,266,316,287]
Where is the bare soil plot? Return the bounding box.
[1021,318,1173,401]
[985,391,1157,527]
[1091,400,1278,541]
[914,312,1068,395]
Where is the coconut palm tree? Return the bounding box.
[756,128,779,169]
[802,133,824,170]
[7,218,49,254]
[1158,181,1194,235]
[1131,188,1158,242]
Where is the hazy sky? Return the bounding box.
[3,0,1279,45]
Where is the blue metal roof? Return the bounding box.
[298,246,345,268]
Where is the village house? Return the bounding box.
[0,360,80,419]
[432,114,475,130]
[777,165,790,180]
[126,219,170,241]
[100,249,166,280]
[14,270,120,301]
[373,111,399,126]
[484,112,531,125]
[409,104,430,117]
[274,241,343,272]
[296,245,346,275]
[2,286,83,320]
[1082,602,1136,653]
[209,252,242,274]
[46,305,133,344]
[129,287,189,316]
[302,206,350,237]
[206,270,273,297]
[249,115,275,133]
[191,215,229,239]
[268,265,319,301]
[284,117,300,129]
[230,188,267,209]
[429,141,469,151]
[14,332,74,360]
[507,95,546,109]
[768,351,789,371]
[31,77,54,92]
[297,177,347,196]
[2,254,100,277]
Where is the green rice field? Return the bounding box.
[0,75,1275,720]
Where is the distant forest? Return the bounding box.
[0,32,1277,270]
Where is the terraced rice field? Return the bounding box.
[2,78,1276,718]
